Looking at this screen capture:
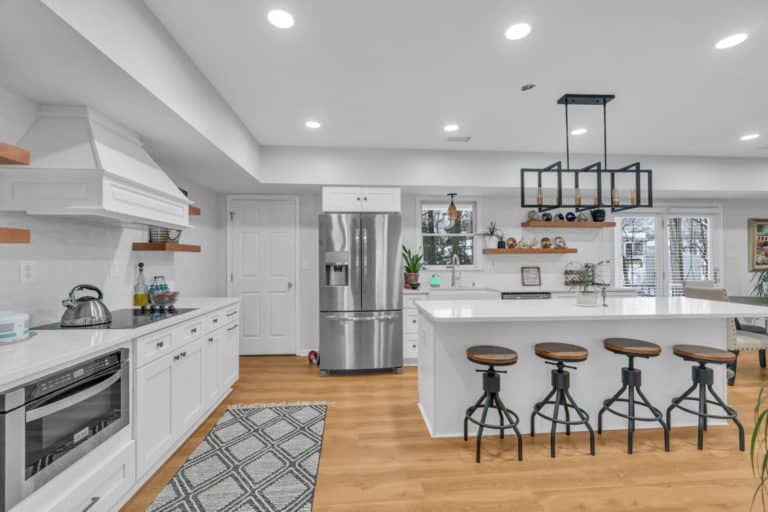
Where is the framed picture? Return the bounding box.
[750,219,768,271]
[521,266,541,286]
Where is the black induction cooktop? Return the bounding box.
[33,308,198,330]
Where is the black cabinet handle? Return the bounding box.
[191,328,197,334]
[227,324,239,331]
[226,311,237,317]
[208,337,214,343]
[156,341,164,349]
[82,496,100,512]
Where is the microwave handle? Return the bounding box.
[25,372,122,423]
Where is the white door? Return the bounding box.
[202,330,220,403]
[228,196,298,355]
[136,355,174,475]
[220,322,240,387]
[172,338,204,435]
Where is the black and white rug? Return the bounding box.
[149,403,327,512]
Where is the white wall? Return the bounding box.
[0,172,226,326]
[723,198,768,297]
[0,85,36,143]
[402,193,614,290]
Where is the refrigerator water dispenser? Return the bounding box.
[325,263,349,286]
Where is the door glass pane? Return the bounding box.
[666,216,711,296]
[620,217,657,297]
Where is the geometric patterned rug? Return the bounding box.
[148,403,327,512]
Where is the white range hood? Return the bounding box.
[0,105,190,229]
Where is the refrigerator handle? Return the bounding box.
[354,227,361,271]
[362,227,369,276]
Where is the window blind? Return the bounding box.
[620,217,657,297]
[665,216,711,296]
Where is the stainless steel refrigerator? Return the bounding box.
[319,212,402,373]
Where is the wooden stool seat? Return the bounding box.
[534,342,588,362]
[604,338,662,357]
[672,344,736,364]
[466,345,518,366]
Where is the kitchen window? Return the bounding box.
[421,201,476,267]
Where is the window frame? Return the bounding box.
[418,198,482,271]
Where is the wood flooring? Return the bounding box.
[123,354,768,511]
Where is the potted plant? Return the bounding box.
[402,245,423,289]
[481,220,502,249]
[575,273,599,306]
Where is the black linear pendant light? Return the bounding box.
[520,94,653,212]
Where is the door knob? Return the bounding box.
[287,281,294,290]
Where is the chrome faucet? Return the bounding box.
[448,254,461,287]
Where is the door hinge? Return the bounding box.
[230,211,235,222]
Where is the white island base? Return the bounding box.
[416,297,766,439]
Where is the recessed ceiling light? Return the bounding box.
[443,124,460,133]
[267,9,294,29]
[305,120,321,129]
[571,128,588,136]
[505,23,531,41]
[740,133,760,141]
[715,32,748,49]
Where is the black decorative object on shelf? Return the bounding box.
[521,93,653,212]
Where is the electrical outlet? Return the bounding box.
[19,261,37,283]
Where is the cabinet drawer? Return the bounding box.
[136,331,172,367]
[403,312,418,333]
[205,311,224,333]
[223,306,239,324]
[67,441,135,512]
[404,334,418,359]
[174,320,203,344]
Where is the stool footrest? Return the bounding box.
[466,408,520,430]
[670,397,738,420]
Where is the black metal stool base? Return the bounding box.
[463,367,523,463]
[666,362,745,451]
[530,362,595,457]
[597,359,670,454]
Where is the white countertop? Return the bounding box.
[0,297,240,391]
[416,296,768,323]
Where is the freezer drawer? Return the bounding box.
[319,311,403,371]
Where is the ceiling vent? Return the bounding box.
[446,136,472,143]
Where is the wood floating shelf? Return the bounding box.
[0,142,30,165]
[0,227,31,243]
[521,220,616,228]
[483,247,577,255]
[132,242,201,253]
[188,204,201,216]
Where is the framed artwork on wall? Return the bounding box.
[521,266,541,286]
[749,219,768,271]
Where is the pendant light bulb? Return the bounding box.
[447,193,458,221]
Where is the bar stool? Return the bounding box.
[530,342,595,457]
[666,344,745,451]
[463,345,523,463]
[597,338,670,453]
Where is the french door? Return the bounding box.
[616,208,722,297]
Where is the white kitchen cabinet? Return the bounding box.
[135,354,174,476]
[360,187,401,212]
[322,186,401,212]
[403,291,428,364]
[172,337,205,436]
[220,322,240,388]
[203,331,220,404]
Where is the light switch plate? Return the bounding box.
[19,261,36,283]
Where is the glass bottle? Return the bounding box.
[133,262,148,307]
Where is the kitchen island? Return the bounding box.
[415,296,768,438]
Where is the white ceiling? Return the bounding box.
[146,0,768,158]
[0,0,258,191]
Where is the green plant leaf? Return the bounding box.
[752,410,767,472]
